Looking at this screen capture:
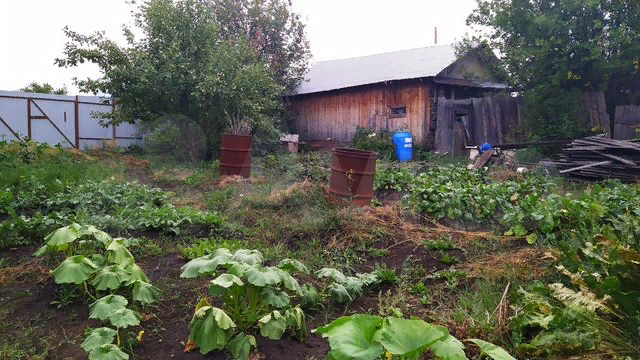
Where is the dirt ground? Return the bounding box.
[0,234,476,360]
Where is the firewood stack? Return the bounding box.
[544,136,640,182]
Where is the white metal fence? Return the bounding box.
[0,90,142,148]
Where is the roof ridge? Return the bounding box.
[313,44,454,64]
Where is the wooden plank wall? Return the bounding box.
[614,105,640,140]
[434,95,524,155]
[292,80,430,142]
[581,91,610,133]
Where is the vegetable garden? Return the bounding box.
[1,138,639,360]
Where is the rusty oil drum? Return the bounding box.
[220,134,252,178]
[328,147,378,206]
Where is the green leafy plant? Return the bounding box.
[313,314,515,360]
[373,263,398,285]
[34,223,158,359]
[427,268,469,289]
[352,127,396,161]
[180,248,309,358]
[368,247,390,258]
[423,235,456,251]
[439,251,458,265]
[375,167,415,192]
[410,165,552,222]
[316,267,380,304]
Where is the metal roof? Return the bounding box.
[295,45,459,95]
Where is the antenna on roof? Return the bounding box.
[434,27,438,45]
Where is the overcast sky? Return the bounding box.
[0,0,477,94]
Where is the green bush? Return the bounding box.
[352,127,396,161]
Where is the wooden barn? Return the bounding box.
[289,45,509,146]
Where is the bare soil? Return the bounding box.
[0,237,460,360]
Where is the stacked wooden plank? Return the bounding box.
[544,136,640,182]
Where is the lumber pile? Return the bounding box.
[544,136,640,182]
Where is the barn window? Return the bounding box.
[390,105,407,118]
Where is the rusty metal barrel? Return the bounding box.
[328,147,378,206]
[220,134,252,178]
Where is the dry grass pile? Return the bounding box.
[489,168,524,182]
[462,247,550,281]
[266,180,314,206]
[328,205,511,249]
[153,169,196,183]
[0,259,50,286]
[217,175,264,188]
[123,155,150,169]
[328,205,425,248]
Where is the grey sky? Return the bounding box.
[0,0,477,94]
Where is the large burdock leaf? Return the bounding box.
[226,332,256,360]
[108,308,141,328]
[245,267,281,287]
[262,287,290,308]
[90,295,128,322]
[34,223,85,256]
[316,268,347,283]
[189,306,236,354]
[106,240,134,266]
[180,249,233,278]
[259,310,287,340]
[210,274,244,296]
[284,305,307,341]
[82,327,118,352]
[328,283,352,303]
[212,273,244,288]
[231,249,264,266]
[313,315,384,360]
[278,259,310,274]
[373,317,446,358]
[278,269,302,294]
[82,225,112,245]
[131,280,160,305]
[92,265,131,291]
[227,263,251,277]
[124,262,149,283]
[467,339,516,360]
[88,344,129,360]
[431,333,467,360]
[52,255,98,284]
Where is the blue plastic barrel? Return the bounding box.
[393,131,413,162]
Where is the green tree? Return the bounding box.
[461,0,640,140]
[20,81,68,95]
[54,0,285,161]
[209,0,311,94]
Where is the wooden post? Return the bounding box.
[75,95,79,148]
[27,99,31,139]
[111,102,116,140]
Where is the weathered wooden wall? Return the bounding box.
[434,95,524,155]
[580,91,610,132]
[614,105,640,140]
[291,79,430,143]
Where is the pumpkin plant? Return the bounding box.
[314,314,516,360]
[180,248,309,359]
[34,223,159,360]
